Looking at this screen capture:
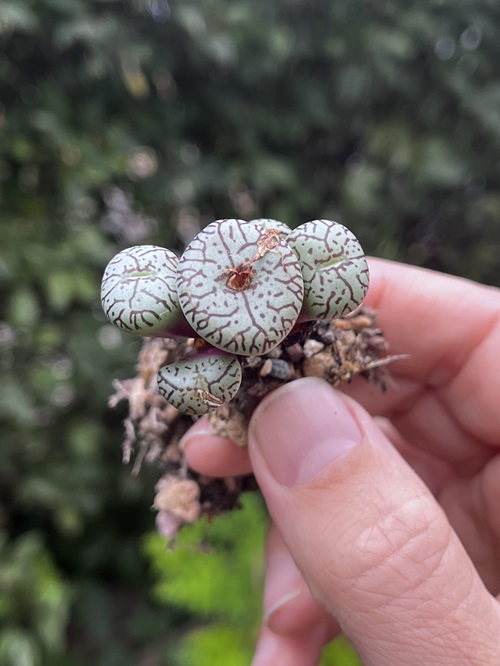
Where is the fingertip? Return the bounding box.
[181,419,252,477]
[265,587,334,637]
[178,417,214,451]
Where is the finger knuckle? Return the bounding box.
[333,494,452,601]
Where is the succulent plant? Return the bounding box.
[157,353,242,416]
[101,217,369,416]
[176,218,304,356]
[100,245,191,337]
[286,219,369,321]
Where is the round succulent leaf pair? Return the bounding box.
[176,218,304,356]
[157,353,242,416]
[100,244,183,336]
[287,219,370,321]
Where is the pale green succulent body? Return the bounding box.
[176,218,304,356]
[100,245,182,335]
[157,355,242,416]
[286,219,369,321]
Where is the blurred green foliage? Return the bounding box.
[1,0,500,664]
[146,493,266,666]
[146,493,360,666]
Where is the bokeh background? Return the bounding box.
[2,1,500,664]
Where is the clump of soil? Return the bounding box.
[109,307,403,539]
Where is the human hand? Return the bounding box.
[182,258,500,665]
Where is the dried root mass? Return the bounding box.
[109,307,403,540]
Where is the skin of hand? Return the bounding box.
[181,258,500,666]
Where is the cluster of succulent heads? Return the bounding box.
[101,217,370,416]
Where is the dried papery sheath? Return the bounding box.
[101,245,188,336]
[157,354,243,416]
[176,218,304,355]
[286,219,369,321]
[247,218,291,237]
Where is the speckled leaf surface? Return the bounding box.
[176,218,304,355]
[157,354,242,416]
[287,219,369,320]
[101,245,181,335]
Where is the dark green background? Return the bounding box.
[1,1,499,664]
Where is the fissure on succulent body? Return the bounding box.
[101,217,370,417]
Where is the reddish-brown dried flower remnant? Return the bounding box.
[222,228,287,291]
[223,262,255,291]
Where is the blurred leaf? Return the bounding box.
[0,2,38,32]
[0,533,72,658]
[7,288,39,328]
[320,637,361,665]
[45,273,75,311]
[145,493,266,664]
[0,375,36,425]
[0,629,40,666]
[146,493,266,621]
[175,624,250,666]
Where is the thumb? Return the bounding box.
[248,377,500,666]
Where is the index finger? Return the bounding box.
[353,258,500,444]
[365,258,500,381]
